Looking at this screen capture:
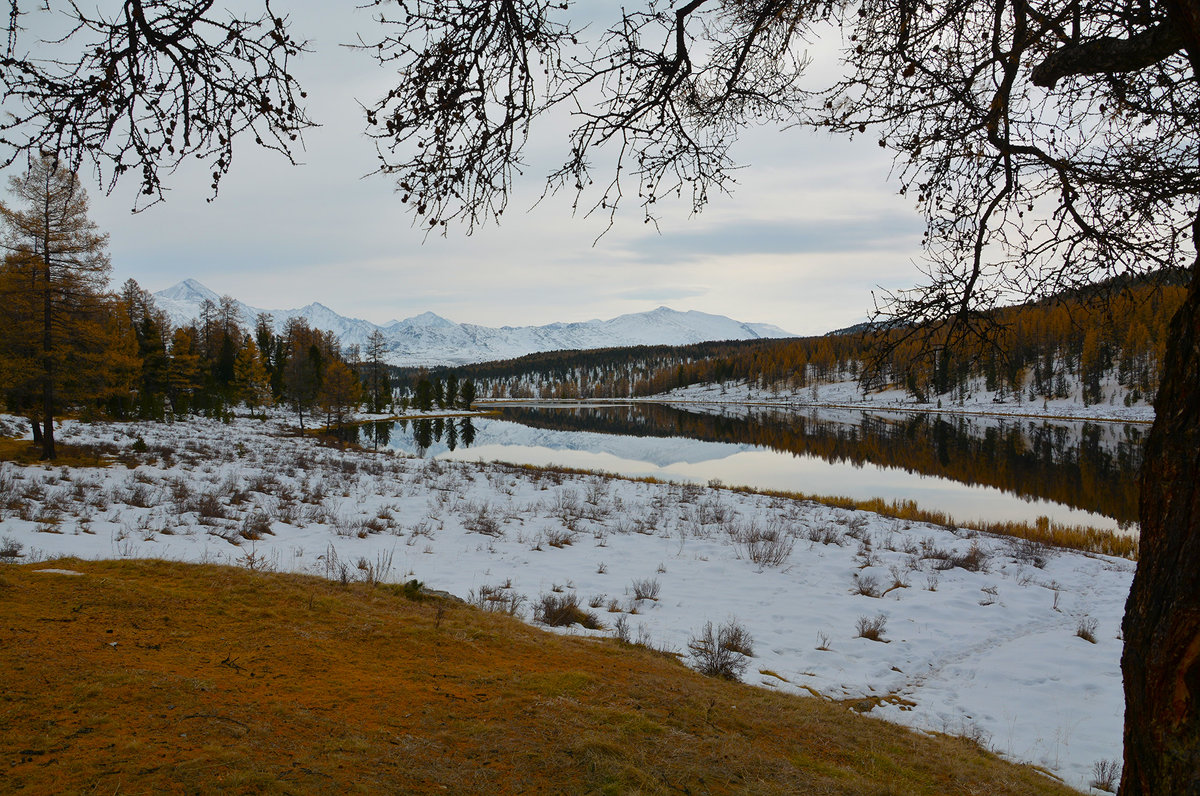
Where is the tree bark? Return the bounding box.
[1120,5,1200,792]
[1121,266,1200,794]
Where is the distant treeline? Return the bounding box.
[7,280,477,430]
[11,280,382,430]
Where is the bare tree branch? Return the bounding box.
[1032,20,1186,87]
[0,0,313,208]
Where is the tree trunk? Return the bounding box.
[28,415,41,444]
[1120,260,1200,794]
[1120,7,1200,790]
[40,254,55,461]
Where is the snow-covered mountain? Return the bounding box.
[152,279,796,367]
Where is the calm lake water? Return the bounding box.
[346,403,1145,531]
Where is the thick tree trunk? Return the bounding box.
[1120,262,1200,794]
[1120,6,1200,792]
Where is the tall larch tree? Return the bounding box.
[0,251,43,437]
[166,326,202,417]
[233,335,273,417]
[318,359,362,432]
[364,329,391,413]
[0,155,111,459]
[281,318,322,430]
[118,278,172,419]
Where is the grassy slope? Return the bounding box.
[0,560,1081,795]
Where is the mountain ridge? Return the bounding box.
[151,279,796,367]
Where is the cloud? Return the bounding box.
[57,3,928,334]
[610,286,710,302]
[622,215,922,264]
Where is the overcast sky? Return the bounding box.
[31,2,927,336]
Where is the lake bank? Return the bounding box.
[639,378,1156,424]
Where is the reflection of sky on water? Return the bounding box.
[392,417,1126,532]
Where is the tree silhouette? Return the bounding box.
[364,329,390,413]
[318,359,361,432]
[0,0,312,208]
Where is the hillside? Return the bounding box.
[1,559,1082,795]
[446,278,1183,413]
[152,279,795,367]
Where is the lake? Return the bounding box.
[344,403,1145,531]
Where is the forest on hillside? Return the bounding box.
[414,275,1184,408]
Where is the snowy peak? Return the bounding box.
[151,279,796,367]
[596,306,787,343]
[399,311,457,328]
[155,278,220,304]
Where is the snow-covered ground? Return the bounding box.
[652,375,1156,424]
[0,412,1130,791]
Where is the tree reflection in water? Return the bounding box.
[496,405,1145,526]
[332,406,1143,526]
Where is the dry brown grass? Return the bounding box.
[0,559,1082,795]
[728,487,1138,560]
[0,436,113,467]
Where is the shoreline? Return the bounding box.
[477,395,1156,425]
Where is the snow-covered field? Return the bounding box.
[654,376,1156,424]
[0,412,1131,791]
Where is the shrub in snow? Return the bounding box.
[742,529,795,567]
[613,614,632,644]
[191,490,226,521]
[631,577,661,601]
[806,525,843,545]
[534,592,604,629]
[952,542,991,572]
[688,619,755,681]
[462,502,502,537]
[470,583,526,616]
[855,614,889,642]
[1008,535,1051,568]
[0,535,23,562]
[240,510,274,541]
[852,573,883,598]
[1089,759,1120,793]
[545,529,574,548]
